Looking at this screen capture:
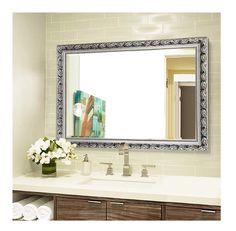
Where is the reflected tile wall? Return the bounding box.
[46,13,220,177]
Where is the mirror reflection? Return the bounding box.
[65,48,196,140]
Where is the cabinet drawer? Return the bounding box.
[107,200,162,220]
[56,197,106,220]
[165,205,220,220]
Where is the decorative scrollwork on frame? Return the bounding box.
[57,37,208,151]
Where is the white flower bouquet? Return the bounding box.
[27,137,78,165]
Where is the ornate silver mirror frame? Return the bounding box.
[57,37,208,151]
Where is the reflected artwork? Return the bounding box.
[73,90,105,138]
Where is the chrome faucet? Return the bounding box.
[119,143,132,176]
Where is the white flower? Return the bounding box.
[41,140,50,151]
[34,154,41,163]
[56,138,66,147]
[35,147,41,155]
[63,146,70,154]
[51,148,62,159]
[26,152,33,160]
[40,156,50,164]
[41,151,50,159]
[34,138,44,147]
[27,137,78,165]
[34,138,50,152]
[28,146,35,155]
[56,138,73,154]
[61,153,66,158]
[28,144,41,155]
[51,151,58,159]
[56,148,63,155]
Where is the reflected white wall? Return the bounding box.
[77,50,165,139]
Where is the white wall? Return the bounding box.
[13,13,46,176]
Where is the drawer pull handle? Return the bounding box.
[87,200,102,204]
[110,202,124,205]
[201,209,216,214]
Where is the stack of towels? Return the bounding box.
[13,196,54,221]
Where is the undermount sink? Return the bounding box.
[79,175,157,189]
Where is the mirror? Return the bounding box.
[57,37,208,151]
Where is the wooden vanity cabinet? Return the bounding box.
[107,200,162,220]
[13,191,220,220]
[164,203,220,220]
[56,196,107,220]
[55,197,220,221]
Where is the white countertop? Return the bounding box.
[13,170,220,206]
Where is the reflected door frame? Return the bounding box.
[174,81,195,139]
[166,68,195,139]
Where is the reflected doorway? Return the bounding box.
[166,56,196,139]
[174,83,195,139]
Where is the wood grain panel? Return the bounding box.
[165,205,220,220]
[107,200,162,220]
[165,202,220,210]
[13,190,221,221]
[56,197,106,220]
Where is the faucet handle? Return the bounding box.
[141,164,156,177]
[100,162,113,175]
[119,143,129,155]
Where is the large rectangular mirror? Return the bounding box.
[57,37,208,151]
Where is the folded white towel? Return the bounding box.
[12,196,40,220]
[23,197,51,221]
[37,200,54,220]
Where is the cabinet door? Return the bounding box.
[107,200,162,220]
[165,205,220,220]
[56,197,106,220]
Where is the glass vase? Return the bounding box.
[42,161,56,177]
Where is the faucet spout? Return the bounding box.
[119,143,132,176]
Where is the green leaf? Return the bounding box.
[43,137,49,141]
[49,141,55,151]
